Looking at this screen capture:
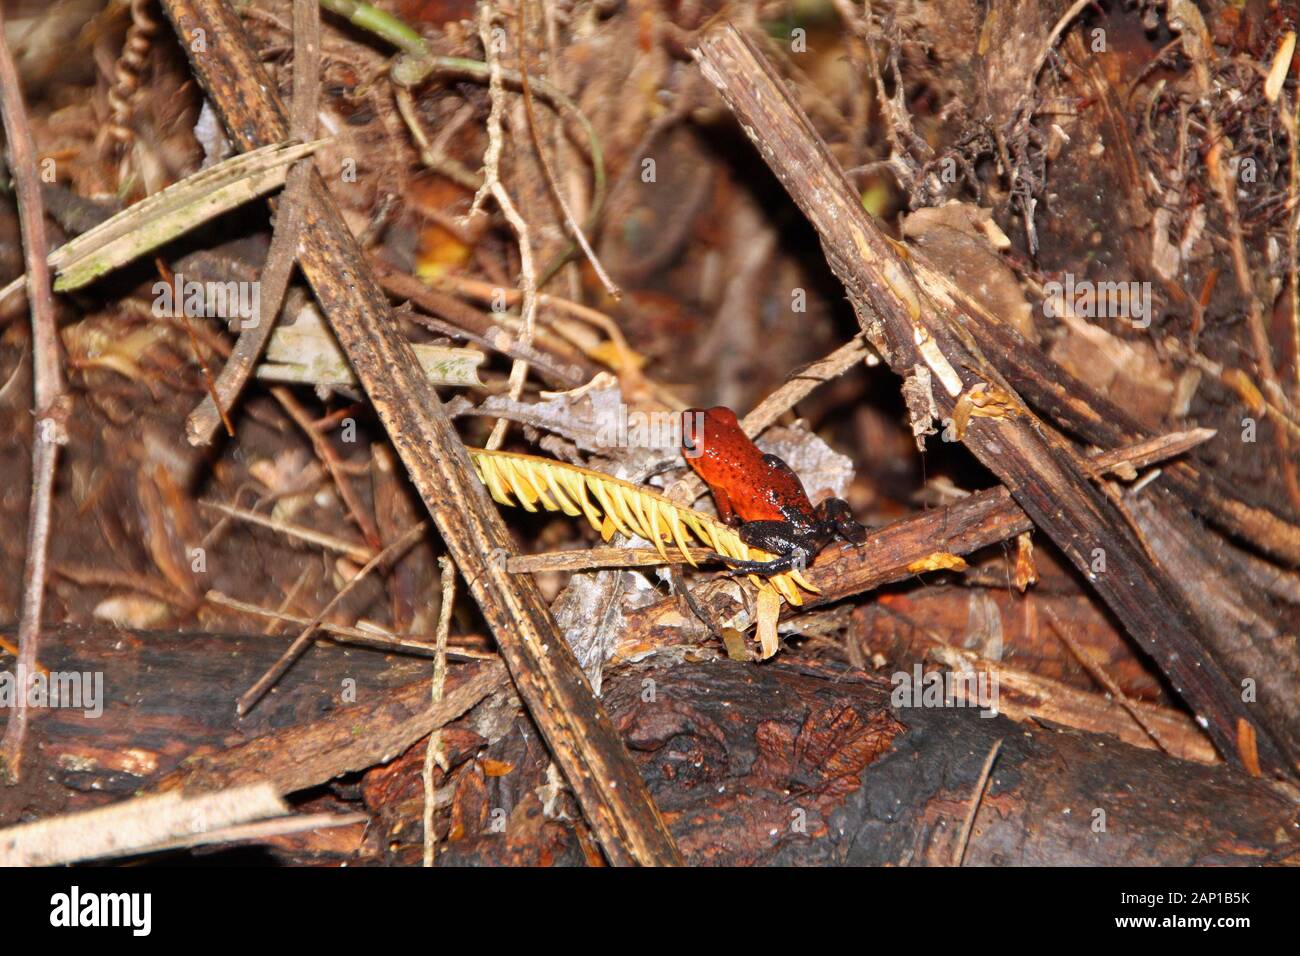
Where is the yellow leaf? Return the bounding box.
[907,552,968,574]
[589,339,646,371]
[755,588,781,660]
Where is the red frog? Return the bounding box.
[682,406,866,574]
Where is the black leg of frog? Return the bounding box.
[706,500,866,576]
[708,519,828,576]
[816,497,868,544]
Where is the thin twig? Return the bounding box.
[394,86,482,191]
[205,588,495,659]
[507,545,717,573]
[472,2,538,451]
[369,260,591,387]
[186,0,322,445]
[1043,606,1171,756]
[266,562,315,635]
[271,385,382,549]
[236,522,427,715]
[433,272,665,402]
[1033,0,1093,81]
[423,555,456,867]
[197,498,376,563]
[953,738,1002,867]
[517,0,619,299]
[0,4,68,783]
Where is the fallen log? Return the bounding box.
[0,623,439,822]
[429,659,1299,866]
[5,626,1293,865]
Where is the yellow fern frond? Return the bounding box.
[467,447,818,605]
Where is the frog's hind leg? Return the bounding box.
[707,547,803,576]
[709,521,820,575]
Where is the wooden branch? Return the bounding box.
[158,0,681,864]
[160,661,509,796]
[0,3,69,782]
[370,259,594,388]
[927,646,1218,766]
[692,24,1293,777]
[0,782,289,865]
[1128,489,1300,760]
[184,0,322,445]
[0,623,439,820]
[509,546,716,573]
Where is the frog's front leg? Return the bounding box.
[712,484,738,526]
[815,497,867,544]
